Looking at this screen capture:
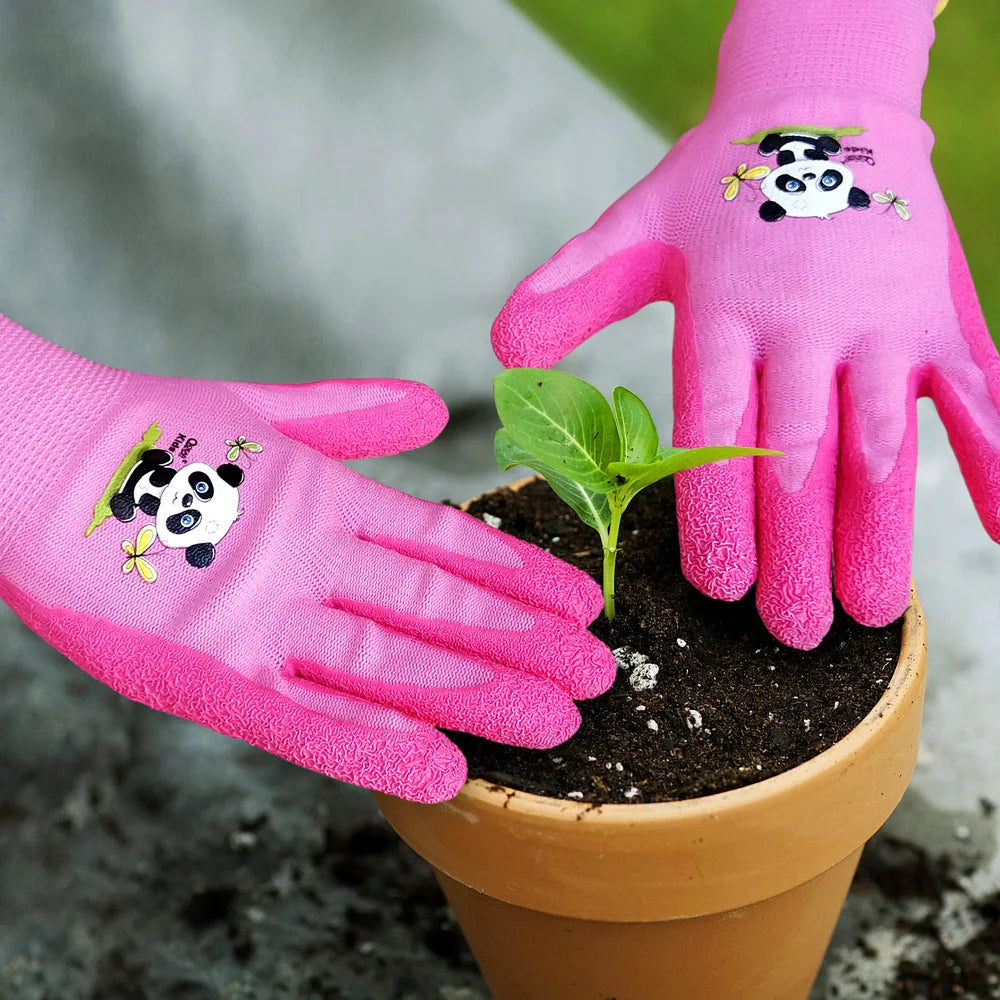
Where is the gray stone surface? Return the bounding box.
[1,2,997,998]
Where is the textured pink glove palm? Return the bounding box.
[0,314,615,802]
[493,0,1000,649]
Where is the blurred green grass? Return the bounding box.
[510,0,1000,343]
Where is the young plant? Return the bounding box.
[493,368,778,621]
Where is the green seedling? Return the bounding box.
[493,368,779,621]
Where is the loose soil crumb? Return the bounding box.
[451,477,904,804]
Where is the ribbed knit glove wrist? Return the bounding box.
[710,0,936,116]
[0,314,614,802]
[492,0,1000,649]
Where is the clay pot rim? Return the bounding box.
[459,475,925,825]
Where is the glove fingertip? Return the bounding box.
[837,590,910,631]
[756,595,833,652]
[374,728,468,804]
[491,285,567,370]
[383,379,450,450]
[274,381,448,460]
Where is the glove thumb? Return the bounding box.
[223,378,449,460]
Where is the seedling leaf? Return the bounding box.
[609,445,780,499]
[493,368,620,491]
[611,386,658,464]
[495,429,611,538]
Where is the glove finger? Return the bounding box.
[673,317,758,600]
[926,358,1000,541]
[946,215,1000,372]
[835,361,919,627]
[0,574,466,803]
[225,378,449,459]
[335,469,605,627]
[282,601,582,749]
[492,160,678,368]
[234,676,467,803]
[756,354,839,650]
[940,217,1000,539]
[321,534,615,700]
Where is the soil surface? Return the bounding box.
[453,476,905,804]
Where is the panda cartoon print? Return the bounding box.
[111,449,244,568]
[154,461,244,568]
[757,132,871,222]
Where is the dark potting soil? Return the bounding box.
[450,476,905,805]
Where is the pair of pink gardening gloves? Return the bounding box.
[3,0,997,803]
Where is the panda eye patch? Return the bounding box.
[188,471,215,501]
[166,509,202,535]
[819,169,843,191]
[776,174,806,194]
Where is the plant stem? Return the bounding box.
[603,503,623,621]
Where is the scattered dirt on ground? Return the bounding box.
[847,834,1000,999]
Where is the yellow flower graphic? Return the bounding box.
[226,435,263,462]
[873,190,910,221]
[122,525,158,583]
[721,163,771,201]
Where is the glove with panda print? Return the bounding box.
[493,0,1000,649]
[0,313,615,803]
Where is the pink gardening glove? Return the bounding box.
[493,0,1000,649]
[0,314,615,803]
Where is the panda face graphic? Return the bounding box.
[156,462,244,567]
[756,131,871,222]
[760,162,857,220]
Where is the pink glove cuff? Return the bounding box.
[711,0,938,117]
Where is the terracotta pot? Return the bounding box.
[375,482,928,1000]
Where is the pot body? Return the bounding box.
[434,849,861,1000]
[376,488,927,1000]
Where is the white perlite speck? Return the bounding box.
[615,762,624,772]
[624,787,640,799]
[629,663,659,691]
[587,755,597,761]
[684,708,703,731]
[613,646,660,691]
[804,719,811,731]
[647,719,659,732]
[566,791,584,800]
[635,704,646,711]
[481,513,502,529]
[676,637,687,648]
